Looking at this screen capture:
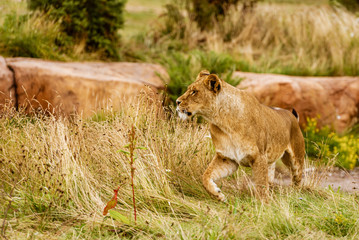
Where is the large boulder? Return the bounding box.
[235,72,359,132]
[6,58,167,116]
[0,56,15,109]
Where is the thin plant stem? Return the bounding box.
[128,125,137,224]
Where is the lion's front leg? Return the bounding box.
[252,156,269,201]
[203,154,239,202]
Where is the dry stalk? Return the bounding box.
[128,125,137,224]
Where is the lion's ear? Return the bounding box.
[204,74,222,93]
[196,70,210,81]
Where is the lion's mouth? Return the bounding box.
[178,108,192,116]
[184,110,192,116]
[176,107,192,120]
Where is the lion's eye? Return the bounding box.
[191,90,197,96]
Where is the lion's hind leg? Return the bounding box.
[203,154,239,202]
[281,149,304,186]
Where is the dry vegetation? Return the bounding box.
[1,97,359,239]
[154,3,359,75]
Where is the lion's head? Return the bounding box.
[176,70,223,120]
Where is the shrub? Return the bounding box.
[304,118,359,169]
[0,12,66,59]
[28,0,126,58]
[160,50,241,103]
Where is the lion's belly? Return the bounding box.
[216,141,287,166]
[217,145,251,166]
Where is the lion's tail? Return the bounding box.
[292,109,299,122]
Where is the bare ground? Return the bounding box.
[276,167,359,193]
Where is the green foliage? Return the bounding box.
[28,0,126,58]
[265,216,300,238]
[0,12,66,59]
[108,209,130,224]
[161,4,186,39]
[315,211,357,237]
[304,118,359,169]
[161,50,241,103]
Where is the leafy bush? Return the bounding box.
[160,50,241,103]
[28,0,126,58]
[0,12,66,59]
[304,118,359,169]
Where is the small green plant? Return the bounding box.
[103,186,120,216]
[103,186,130,224]
[117,125,147,224]
[304,118,359,169]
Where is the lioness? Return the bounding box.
[176,70,305,201]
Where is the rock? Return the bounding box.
[6,58,167,116]
[235,72,359,132]
[0,56,15,109]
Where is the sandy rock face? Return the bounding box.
[6,58,167,116]
[235,72,359,132]
[0,56,15,108]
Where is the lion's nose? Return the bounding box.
[176,100,182,105]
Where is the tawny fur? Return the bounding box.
[176,70,305,201]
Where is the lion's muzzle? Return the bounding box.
[176,106,192,120]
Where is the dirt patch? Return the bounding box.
[275,167,359,193]
[318,167,359,192]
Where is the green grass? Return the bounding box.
[0,0,28,25]
[122,11,159,37]
[0,102,359,239]
[121,0,169,38]
[126,0,168,9]
[0,12,69,60]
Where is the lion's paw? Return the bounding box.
[216,193,227,202]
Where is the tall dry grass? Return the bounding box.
[0,98,212,238]
[156,3,359,76]
[1,97,358,239]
